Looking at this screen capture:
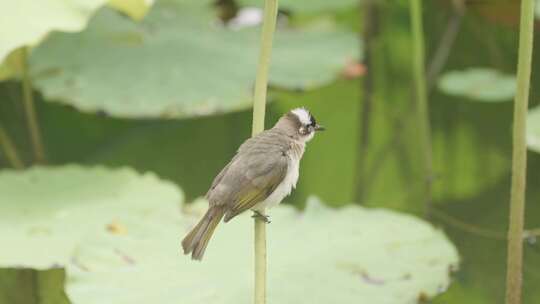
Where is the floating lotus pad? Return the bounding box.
[0,0,154,80]
[29,0,358,118]
[438,68,516,102]
[0,166,458,303]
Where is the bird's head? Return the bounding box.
[276,107,325,142]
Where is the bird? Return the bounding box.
[181,107,324,260]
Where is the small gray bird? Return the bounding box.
[181,107,324,260]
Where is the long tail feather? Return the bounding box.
[181,206,225,260]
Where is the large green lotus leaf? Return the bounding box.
[437,68,516,102]
[0,0,154,80]
[238,0,357,13]
[66,197,458,304]
[527,105,540,153]
[29,1,358,118]
[0,165,183,269]
[0,165,458,303]
[0,0,107,65]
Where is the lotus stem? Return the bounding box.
[409,0,433,217]
[505,0,534,303]
[251,1,278,304]
[20,46,45,163]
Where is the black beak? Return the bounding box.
[314,124,326,131]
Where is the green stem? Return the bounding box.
[0,124,24,169]
[506,0,534,303]
[20,46,45,163]
[251,1,278,304]
[355,0,378,204]
[409,0,433,217]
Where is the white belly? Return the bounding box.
[253,157,300,211]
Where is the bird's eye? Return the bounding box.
[310,116,317,127]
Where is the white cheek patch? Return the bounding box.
[291,108,311,125]
[304,132,315,142]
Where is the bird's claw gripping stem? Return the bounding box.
[252,211,271,224]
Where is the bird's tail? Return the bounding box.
[181,206,225,260]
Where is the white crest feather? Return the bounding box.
[291,108,311,125]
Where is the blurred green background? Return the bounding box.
[1,0,540,303]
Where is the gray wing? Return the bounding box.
[206,154,238,194]
[205,131,289,222]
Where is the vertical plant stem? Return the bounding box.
[354,0,378,204]
[409,0,433,217]
[251,1,278,304]
[0,124,24,169]
[506,0,534,303]
[20,46,45,163]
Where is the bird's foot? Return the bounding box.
[252,211,271,224]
